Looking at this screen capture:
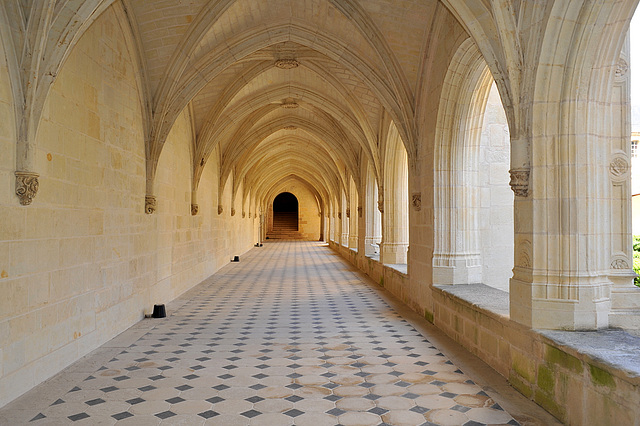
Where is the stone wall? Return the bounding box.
[432,287,640,425]
[0,7,256,407]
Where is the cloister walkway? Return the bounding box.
[0,242,558,425]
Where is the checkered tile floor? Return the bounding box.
[1,242,520,425]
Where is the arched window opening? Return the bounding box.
[432,39,513,291]
[381,123,409,265]
[272,192,298,231]
[479,81,513,291]
[348,176,359,250]
[341,190,349,247]
[364,164,382,258]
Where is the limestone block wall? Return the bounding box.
[331,242,410,315]
[0,8,256,407]
[431,288,640,425]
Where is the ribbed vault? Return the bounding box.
[114,0,442,217]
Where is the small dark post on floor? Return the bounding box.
[152,304,166,318]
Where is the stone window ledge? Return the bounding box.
[365,254,380,262]
[385,263,407,275]
[434,283,509,317]
[538,329,640,383]
[434,283,640,384]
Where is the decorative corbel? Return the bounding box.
[377,199,384,213]
[15,171,39,205]
[218,205,223,215]
[145,195,157,214]
[509,169,530,197]
[357,206,363,218]
[346,208,350,218]
[231,208,236,216]
[191,204,199,215]
[242,211,246,218]
[411,193,421,211]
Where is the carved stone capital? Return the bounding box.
[191,204,199,216]
[231,207,236,216]
[218,205,223,215]
[509,169,530,197]
[15,171,39,205]
[145,195,157,214]
[411,193,421,211]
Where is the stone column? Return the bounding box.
[363,172,381,256]
[340,193,349,247]
[348,181,358,250]
[380,187,408,265]
[509,120,615,330]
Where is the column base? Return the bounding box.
[349,236,358,250]
[432,255,482,285]
[510,275,611,330]
[364,237,381,256]
[380,243,408,264]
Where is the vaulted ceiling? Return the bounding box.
[2,0,522,212]
[122,0,442,211]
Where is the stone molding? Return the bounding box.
[281,99,299,109]
[15,171,39,205]
[145,195,157,214]
[275,59,299,69]
[509,169,529,197]
[191,204,199,215]
[611,259,629,269]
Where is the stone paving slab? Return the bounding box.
[1,242,522,425]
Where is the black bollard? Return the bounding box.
[152,304,166,318]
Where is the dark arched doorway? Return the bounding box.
[273,192,299,232]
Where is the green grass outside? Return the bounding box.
[634,236,640,287]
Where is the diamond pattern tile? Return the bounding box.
[0,242,521,425]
